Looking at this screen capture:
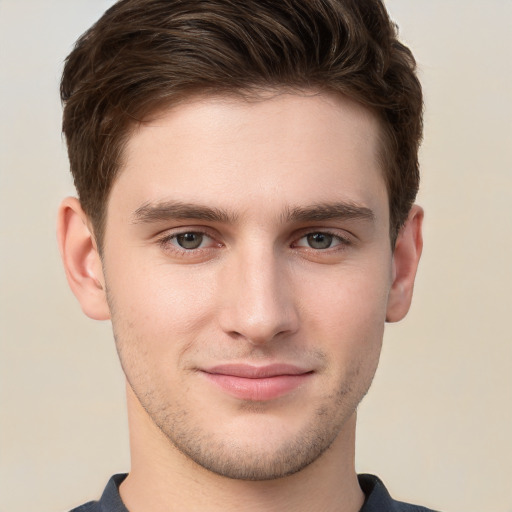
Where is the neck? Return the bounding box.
[120,383,365,512]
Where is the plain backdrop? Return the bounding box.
[0,1,511,511]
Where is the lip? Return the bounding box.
[201,364,313,401]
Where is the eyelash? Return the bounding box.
[157,230,220,255]
[156,228,353,256]
[292,230,352,251]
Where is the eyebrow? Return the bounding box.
[132,200,238,224]
[283,202,375,223]
[132,199,375,225]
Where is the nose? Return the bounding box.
[218,246,299,345]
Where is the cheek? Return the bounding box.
[297,261,390,366]
[111,253,214,314]
[105,258,219,360]
[300,261,391,329]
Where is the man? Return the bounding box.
[57,0,433,510]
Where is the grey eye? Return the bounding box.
[176,233,204,249]
[306,233,333,249]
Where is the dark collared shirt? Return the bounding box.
[70,473,440,512]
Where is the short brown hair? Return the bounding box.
[61,0,423,248]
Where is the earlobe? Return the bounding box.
[386,205,424,323]
[57,197,111,320]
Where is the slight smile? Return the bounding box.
[201,364,314,401]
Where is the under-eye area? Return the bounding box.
[156,228,223,260]
[154,226,355,262]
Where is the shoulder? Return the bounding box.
[358,474,441,512]
[68,474,128,512]
[69,503,100,512]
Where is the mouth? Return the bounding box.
[200,364,314,401]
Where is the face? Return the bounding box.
[101,91,394,480]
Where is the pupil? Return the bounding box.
[177,233,203,249]
[307,233,332,249]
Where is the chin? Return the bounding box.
[152,398,352,481]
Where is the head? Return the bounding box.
[61,0,422,251]
[58,0,423,483]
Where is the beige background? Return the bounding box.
[0,1,511,511]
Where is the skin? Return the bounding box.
[58,91,423,512]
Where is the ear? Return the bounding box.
[386,205,424,323]
[57,197,110,320]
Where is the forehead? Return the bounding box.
[110,90,388,223]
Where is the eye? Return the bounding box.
[306,233,334,249]
[159,231,217,251]
[174,232,207,249]
[294,232,346,250]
